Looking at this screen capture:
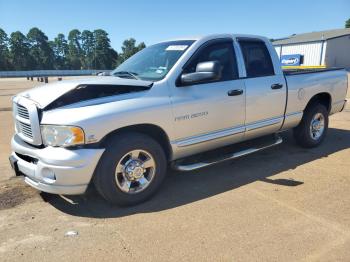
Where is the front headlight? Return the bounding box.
[41,125,85,147]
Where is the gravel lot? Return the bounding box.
[0,76,349,261]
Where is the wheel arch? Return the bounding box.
[304,92,332,113]
[100,124,172,161]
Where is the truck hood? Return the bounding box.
[17,76,153,109]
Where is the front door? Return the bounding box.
[170,39,246,149]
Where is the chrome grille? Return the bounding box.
[13,98,42,145]
[16,103,30,119]
[17,121,33,138]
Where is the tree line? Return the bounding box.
[0,27,146,71]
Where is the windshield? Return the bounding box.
[112,40,195,81]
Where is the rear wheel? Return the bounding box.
[293,103,329,148]
[93,132,167,206]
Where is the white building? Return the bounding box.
[273,28,350,68]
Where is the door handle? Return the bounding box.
[271,83,283,89]
[227,89,243,96]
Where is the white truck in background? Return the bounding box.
[10,34,348,206]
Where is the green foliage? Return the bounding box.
[117,38,146,66]
[93,29,118,69]
[27,27,55,69]
[67,29,83,69]
[9,31,34,70]
[51,33,69,69]
[0,28,11,70]
[0,27,146,71]
[346,19,350,28]
[81,30,95,69]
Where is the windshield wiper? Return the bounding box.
[113,71,140,80]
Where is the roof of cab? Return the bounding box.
[158,34,268,44]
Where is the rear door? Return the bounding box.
[237,38,286,138]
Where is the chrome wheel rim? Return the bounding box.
[309,113,325,140]
[115,149,156,194]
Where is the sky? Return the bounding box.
[0,0,349,51]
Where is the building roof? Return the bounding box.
[273,28,350,45]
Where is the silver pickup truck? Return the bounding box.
[9,34,348,206]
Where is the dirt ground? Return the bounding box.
[0,76,349,261]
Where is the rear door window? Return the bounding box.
[238,40,275,78]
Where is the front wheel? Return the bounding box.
[293,103,329,148]
[93,132,167,206]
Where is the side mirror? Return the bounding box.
[180,61,222,85]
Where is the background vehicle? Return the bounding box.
[10,34,348,206]
[96,71,110,76]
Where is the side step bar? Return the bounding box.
[172,135,283,171]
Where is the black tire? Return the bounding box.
[93,132,167,206]
[293,103,329,148]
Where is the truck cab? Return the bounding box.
[168,35,287,158]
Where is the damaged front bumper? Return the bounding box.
[10,134,104,195]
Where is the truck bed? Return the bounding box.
[283,67,348,122]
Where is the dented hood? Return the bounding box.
[17,76,153,109]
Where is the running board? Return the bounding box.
[172,135,283,171]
